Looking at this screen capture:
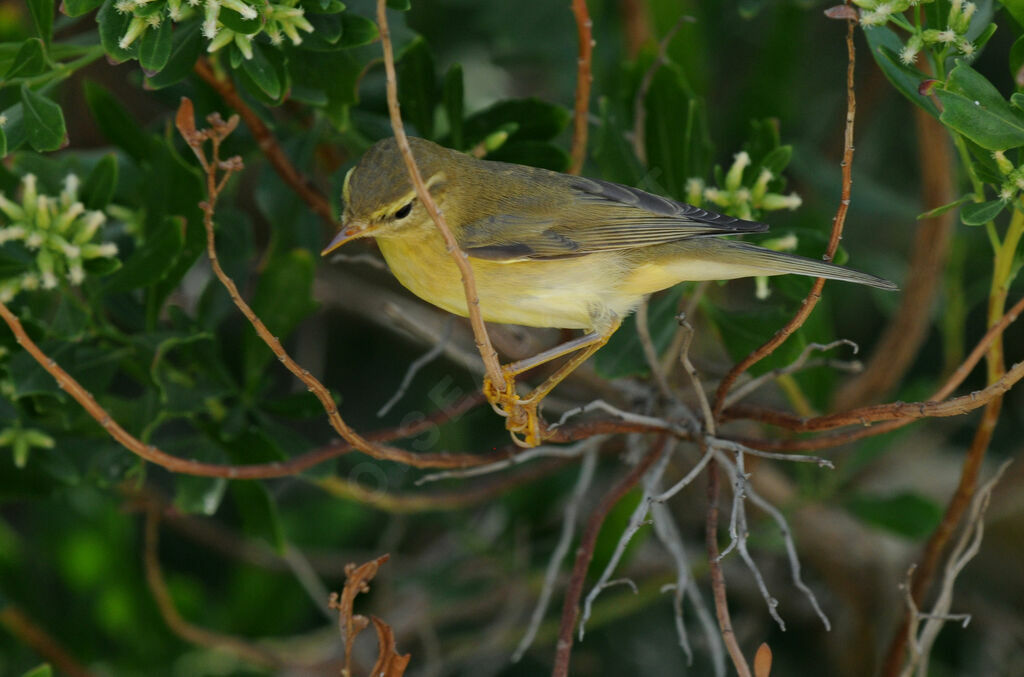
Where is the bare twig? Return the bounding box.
[636,297,675,400]
[551,438,665,677]
[416,436,606,485]
[375,0,505,393]
[0,605,96,677]
[144,507,286,668]
[725,340,860,409]
[568,0,594,174]
[712,12,858,418]
[378,318,455,417]
[513,447,598,662]
[192,58,338,228]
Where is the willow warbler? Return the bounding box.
[323,137,896,445]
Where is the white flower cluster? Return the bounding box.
[853,0,978,65]
[684,151,802,222]
[115,0,314,59]
[990,151,1024,202]
[0,174,119,301]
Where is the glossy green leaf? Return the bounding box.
[301,14,344,49]
[105,216,185,292]
[81,154,119,210]
[338,13,379,46]
[175,474,227,515]
[243,249,318,388]
[27,0,54,43]
[3,38,47,80]
[398,37,437,138]
[960,199,1005,225]
[301,0,346,13]
[62,0,105,16]
[19,85,66,152]
[19,664,53,677]
[240,42,284,101]
[937,62,1024,151]
[231,481,286,553]
[219,8,261,34]
[846,492,942,540]
[863,26,939,118]
[443,63,464,149]
[917,195,970,220]
[145,19,203,89]
[97,0,136,62]
[138,16,173,74]
[593,98,644,186]
[486,140,568,171]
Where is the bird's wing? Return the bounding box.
[460,175,769,261]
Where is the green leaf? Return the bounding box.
[846,492,942,540]
[643,62,712,199]
[301,14,343,49]
[1011,34,1024,85]
[443,63,464,149]
[240,42,283,100]
[106,216,185,291]
[81,154,119,210]
[863,26,939,118]
[937,62,1024,151]
[27,0,54,43]
[175,475,227,515]
[19,85,67,152]
[288,48,359,111]
[3,38,47,80]
[19,664,53,677]
[387,0,411,9]
[243,249,317,388]
[960,199,1005,226]
[145,19,203,89]
[83,80,151,161]
[219,8,261,34]
[337,13,379,46]
[301,0,346,13]
[231,481,286,553]
[462,98,571,148]
[138,16,173,74]
[0,127,6,158]
[917,195,970,220]
[398,37,437,138]
[486,140,569,171]
[593,98,644,186]
[62,0,105,17]
[97,0,136,62]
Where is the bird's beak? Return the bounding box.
[321,220,372,256]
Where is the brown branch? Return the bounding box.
[192,58,338,228]
[833,79,954,410]
[374,0,506,394]
[726,358,1023,432]
[568,0,593,174]
[0,605,97,677]
[706,455,751,677]
[144,506,287,669]
[712,13,858,419]
[551,437,666,677]
[177,99,503,472]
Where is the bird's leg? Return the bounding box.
[482,319,621,447]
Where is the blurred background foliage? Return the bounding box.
[0,0,1022,675]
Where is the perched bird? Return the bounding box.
[323,137,896,445]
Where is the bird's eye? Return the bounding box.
[394,201,413,219]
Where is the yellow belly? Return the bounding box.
[376,231,633,330]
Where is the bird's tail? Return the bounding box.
[656,238,898,291]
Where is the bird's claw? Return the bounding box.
[482,370,547,447]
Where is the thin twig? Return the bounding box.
[725,340,860,409]
[378,318,455,417]
[636,296,675,400]
[192,58,338,228]
[416,436,606,485]
[0,605,97,677]
[513,448,598,662]
[551,438,666,677]
[375,0,506,393]
[712,12,858,419]
[568,0,594,174]
[144,507,286,668]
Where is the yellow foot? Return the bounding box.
[482,371,548,448]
